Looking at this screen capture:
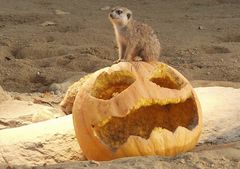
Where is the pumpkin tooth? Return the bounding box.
[118,127,193,156]
[118,136,142,156]
[174,126,194,153]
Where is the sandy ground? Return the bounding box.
[0,0,239,93]
[0,0,240,168]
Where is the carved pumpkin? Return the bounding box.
[72,62,202,161]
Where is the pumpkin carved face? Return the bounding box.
[72,62,202,161]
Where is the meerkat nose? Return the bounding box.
[110,13,113,18]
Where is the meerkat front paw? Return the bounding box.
[113,59,126,64]
[113,59,121,64]
[133,56,143,62]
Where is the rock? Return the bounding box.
[0,100,63,129]
[195,87,240,144]
[40,21,56,27]
[32,109,55,122]
[0,115,84,167]
[198,26,204,30]
[55,10,70,15]
[60,74,91,114]
[179,159,185,164]
[100,6,111,11]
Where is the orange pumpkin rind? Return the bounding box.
[72,62,202,160]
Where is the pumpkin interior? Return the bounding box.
[149,64,185,89]
[94,98,198,150]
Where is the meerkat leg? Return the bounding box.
[124,43,137,61]
[138,46,154,62]
[144,43,160,61]
[113,43,127,63]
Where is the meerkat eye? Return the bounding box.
[116,10,123,15]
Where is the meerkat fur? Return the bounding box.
[109,7,161,63]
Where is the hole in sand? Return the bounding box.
[202,46,230,54]
[219,35,240,43]
[91,71,136,100]
[94,98,198,149]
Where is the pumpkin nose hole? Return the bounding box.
[94,98,198,150]
[91,70,136,100]
[149,64,185,89]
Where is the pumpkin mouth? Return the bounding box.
[94,97,198,150]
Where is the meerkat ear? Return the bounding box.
[127,13,131,19]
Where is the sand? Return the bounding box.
[0,0,239,93]
[0,0,240,168]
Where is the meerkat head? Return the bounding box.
[109,7,132,26]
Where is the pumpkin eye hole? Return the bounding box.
[149,64,185,90]
[91,71,136,100]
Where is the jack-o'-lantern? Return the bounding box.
[72,62,202,161]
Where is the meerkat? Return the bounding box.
[109,7,161,63]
